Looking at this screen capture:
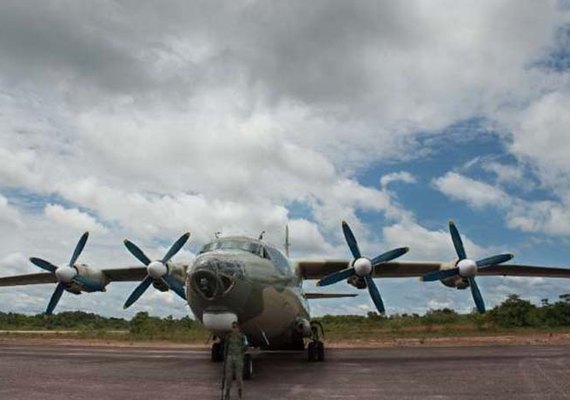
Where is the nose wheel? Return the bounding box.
[211,340,224,362]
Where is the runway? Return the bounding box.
[1,342,570,399]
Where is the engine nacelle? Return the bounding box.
[441,276,469,289]
[347,275,367,289]
[69,264,108,293]
[295,318,312,337]
[438,259,469,289]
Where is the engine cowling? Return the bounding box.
[347,275,367,289]
[71,264,107,292]
[438,260,469,289]
[295,318,312,337]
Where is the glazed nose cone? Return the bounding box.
[190,257,242,300]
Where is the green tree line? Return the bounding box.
[1,294,569,335]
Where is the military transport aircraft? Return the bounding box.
[2,220,570,376]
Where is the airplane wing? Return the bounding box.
[477,264,570,278]
[100,267,148,281]
[296,260,570,280]
[296,260,443,279]
[0,266,148,287]
[0,273,57,287]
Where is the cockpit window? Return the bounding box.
[199,239,269,259]
[266,246,292,276]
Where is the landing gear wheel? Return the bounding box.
[307,341,324,362]
[316,341,325,362]
[242,353,253,380]
[211,341,224,362]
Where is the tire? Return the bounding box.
[307,342,316,362]
[242,354,253,380]
[316,341,325,362]
[211,342,224,362]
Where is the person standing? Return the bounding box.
[223,321,247,399]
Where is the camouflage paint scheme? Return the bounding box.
[187,237,309,348]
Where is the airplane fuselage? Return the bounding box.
[185,237,311,349]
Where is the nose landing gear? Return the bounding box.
[211,340,224,362]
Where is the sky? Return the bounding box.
[1,1,570,319]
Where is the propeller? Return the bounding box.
[421,221,514,313]
[29,232,90,315]
[317,221,409,314]
[123,232,190,309]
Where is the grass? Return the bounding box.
[2,322,570,344]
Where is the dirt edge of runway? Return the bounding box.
[2,331,570,349]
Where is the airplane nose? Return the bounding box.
[190,257,242,300]
[191,270,224,300]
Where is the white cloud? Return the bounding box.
[0,2,568,317]
[287,218,339,258]
[383,219,486,261]
[506,200,570,236]
[380,171,416,188]
[0,194,24,228]
[44,203,107,233]
[0,252,28,275]
[482,162,526,186]
[433,172,510,208]
[434,171,570,237]
[0,148,38,187]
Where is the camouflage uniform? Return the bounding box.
[224,330,247,399]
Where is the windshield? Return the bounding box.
[199,239,265,257]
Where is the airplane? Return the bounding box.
[2,219,570,378]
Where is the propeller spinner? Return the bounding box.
[123,232,190,309]
[421,221,513,313]
[317,221,409,314]
[29,232,91,315]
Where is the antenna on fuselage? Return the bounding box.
[285,224,290,257]
[258,231,266,240]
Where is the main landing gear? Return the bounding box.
[307,321,325,362]
[307,340,324,362]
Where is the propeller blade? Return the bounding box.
[449,221,467,260]
[468,276,485,313]
[476,253,514,267]
[30,257,57,273]
[316,267,355,287]
[161,232,190,263]
[162,275,187,300]
[371,247,409,266]
[123,276,153,309]
[45,283,65,315]
[421,268,460,282]
[342,221,361,259]
[69,232,89,266]
[364,275,385,314]
[124,240,151,266]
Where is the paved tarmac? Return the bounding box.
[1,342,570,399]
